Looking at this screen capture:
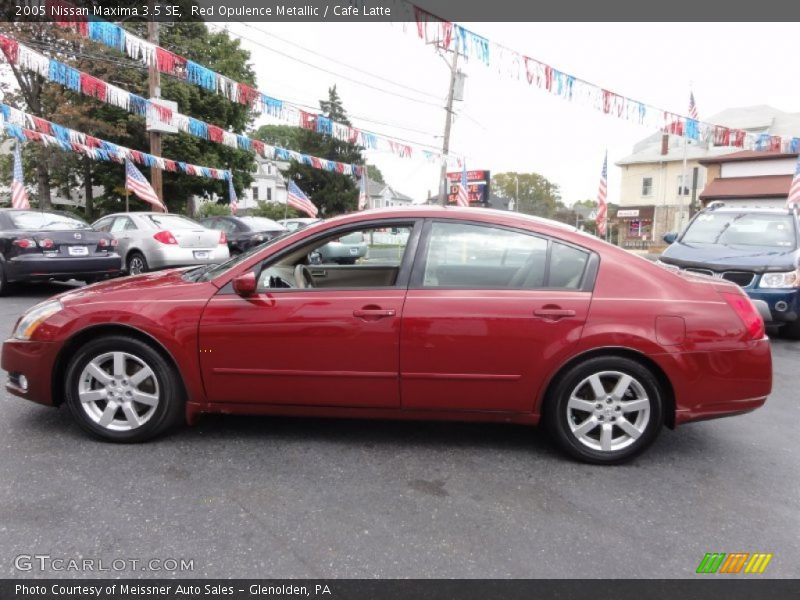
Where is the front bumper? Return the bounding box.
[2,338,61,406]
[147,246,230,270]
[745,288,799,324]
[4,254,122,282]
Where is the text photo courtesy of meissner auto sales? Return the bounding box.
[0,1,799,599]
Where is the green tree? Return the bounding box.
[492,172,561,218]
[252,87,363,217]
[252,201,300,220]
[366,164,385,184]
[1,15,255,216]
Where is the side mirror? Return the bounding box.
[308,250,322,265]
[663,232,678,244]
[232,272,257,297]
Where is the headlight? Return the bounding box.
[13,300,63,340]
[758,270,800,289]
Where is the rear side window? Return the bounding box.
[421,222,589,290]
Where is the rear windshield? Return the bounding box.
[9,211,91,231]
[239,217,285,231]
[146,215,202,230]
[682,212,797,249]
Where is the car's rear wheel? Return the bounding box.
[127,252,148,275]
[64,336,183,442]
[546,356,664,464]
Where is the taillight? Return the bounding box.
[98,238,118,248]
[219,232,227,245]
[153,230,178,245]
[99,238,108,248]
[720,291,765,340]
[37,238,54,249]
[111,239,118,247]
[13,239,37,249]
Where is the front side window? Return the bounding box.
[256,224,414,291]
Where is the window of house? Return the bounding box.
[252,187,259,200]
[641,177,653,197]
[267,188,272,201]
[677,175,690,196]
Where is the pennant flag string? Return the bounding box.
[43,0,444,164]
[0,102,231,181]
[397,1,800,154]
[0,36,367,178]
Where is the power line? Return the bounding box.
[207,23,444,110]
[237,23,444,102]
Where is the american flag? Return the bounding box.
[287,180,318,217]
[456,163,469,207]
[787,155,800,208]
[595,151,608,237]
[11,141,30,209]
[125,159,165,212]
[688,91,698,120]
[229,175,238,215]
[358,169,368,211]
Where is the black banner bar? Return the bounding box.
[2,580,800,600]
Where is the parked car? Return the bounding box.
[199,216,286,256]
[3,206,772,464]
[317,230,369,265]
[93,212,229,275]
[0,209,120,294]
[660,202,800,339]
[278,217,321,232]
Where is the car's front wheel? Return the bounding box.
[546,356,664,464]
[64,336,184,442]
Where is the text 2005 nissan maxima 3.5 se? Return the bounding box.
[2,207,772,464]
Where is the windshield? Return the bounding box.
[185,231,293,283]
[239,216,285,231]
[147,215,202,230]
[9,211,92,231]
[682,212,797,249]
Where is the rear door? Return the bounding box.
[400,220,595,413]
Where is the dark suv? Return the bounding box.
[659,202,800,339]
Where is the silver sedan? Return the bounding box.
[93,212,230,274]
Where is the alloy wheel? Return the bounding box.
[77,351,160,432]
[128,256,145,275]
[565,370,651,453]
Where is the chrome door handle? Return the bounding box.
[533,308,576,319]
[353,308,396,319]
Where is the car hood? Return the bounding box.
[55,268,204,306]
[661,242,798,273]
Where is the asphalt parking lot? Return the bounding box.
[0,282,798,579]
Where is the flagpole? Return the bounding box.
[283,182,288,221]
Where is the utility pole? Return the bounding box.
[438,48,459,206]
[147,1,163,203]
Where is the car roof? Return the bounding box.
[704,206,795,215]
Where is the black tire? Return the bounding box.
[64,335,184,442]
[778,320,800,340]
[126,251,148,275]
[545,356,664,465]
[0,261,9,297]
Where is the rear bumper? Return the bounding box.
[745,289,799,324]
[4,254,121,282]
[1,338,61,406]
[656,339,773,425]
[147,246,230,270]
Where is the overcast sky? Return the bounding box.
[215,22,798,206]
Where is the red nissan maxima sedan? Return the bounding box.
[2,207,772,464]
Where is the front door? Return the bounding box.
[400,220,593,413]
[198,221,419,408]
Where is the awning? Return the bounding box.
[699,175,792,200]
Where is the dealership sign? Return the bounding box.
[446,170,490,206]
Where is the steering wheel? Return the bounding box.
[293,264,314,289]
